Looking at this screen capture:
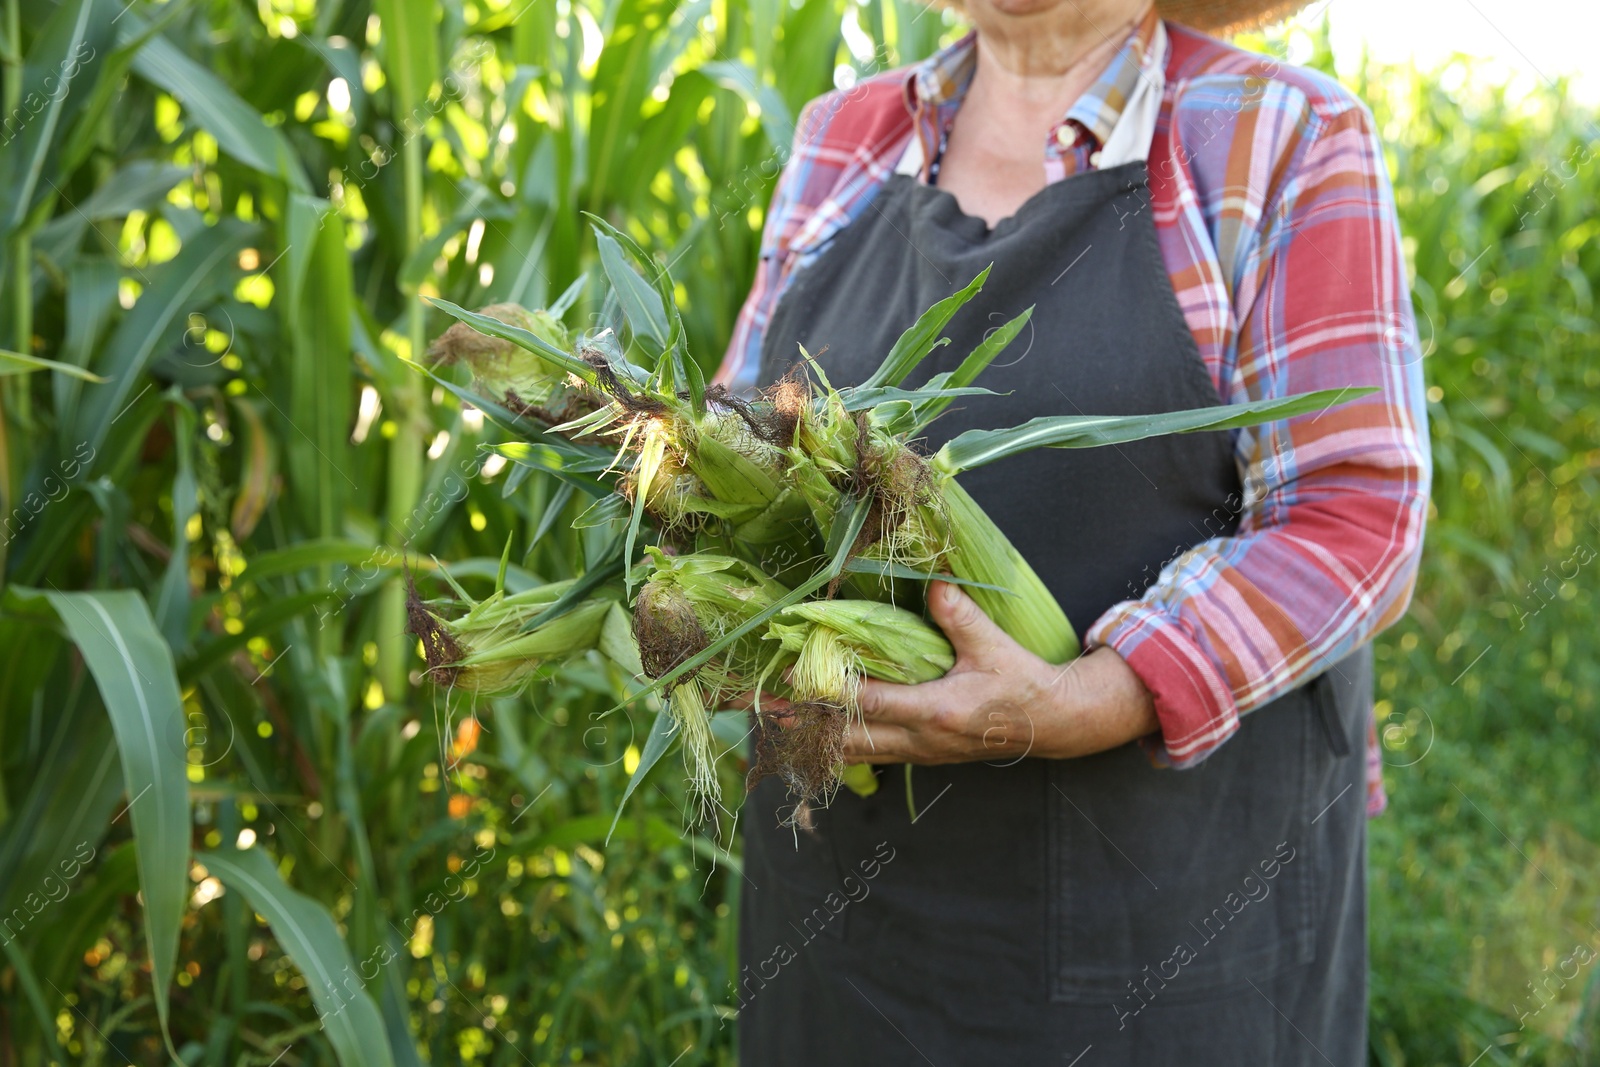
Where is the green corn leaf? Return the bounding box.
[74,218,254,456]
[841,557,1016,596]
[572,492,629,531]
[426,299,597,383]
[488,442,616,498]
[237,539,398,585]
[592,227,671,355]
[821,492,872,566]
[1,0,99,234]
[0,348,106,379]
[495,531,515,593]
[124,14,309,191]
[683,344,708,418]
[371,0,436,120]
[530,482,578,552]
[699,59,795,155]
[605,707,678,844]
[427,558,544,593]
[284,204,354,543]
[934,388,1380,474]
[201,848,397,1067]
[431,555,476,603]
[0,936,69,1064]
[51,259,122,441]
[0,691,121,917]
[859,264,991,390]
[912,305,1033,430]
[840,384,1000,412]
[35,163,186,271]
[178,589,341,683]
[520,537,626,633]
[408,358,559,438]
[549,274,588,318]
[154,401,198,652]
[38,589,189,1053]
[585,214,697,397]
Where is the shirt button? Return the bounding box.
[1055,125,1079,148]
[1089,149,1103,168]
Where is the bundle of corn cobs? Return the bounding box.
[408,222,1364,822]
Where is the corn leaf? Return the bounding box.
[371,0,436,121]
[426,299,599,383]
[840,383,1000,412]
[74,218,254,455]
[0,937,69,1064]
[38,589,189,1052]
[201,847,397,1067]
[489,442,616,498]
[549,274,588,318]
[531,481,580,550]
[572,492,629,531]
[125,14,309,191]
[911,305,1033,431]
[519,537,626,633]
[605,707,678,844]
[587,214,703,411]
[859,264,990,390]
[284,202,354,543]
[178,589,341,683]
[593,229,670,355]
[841,557,1016,596]
[1,0,100,233]
[699,59,795,155]
[236,539,400,585]
[0,348,106,379]
[153,401,198,652]
[409,361,555,438]
[934,388,1380,474]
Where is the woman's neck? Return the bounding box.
[930,0,1151,226]
[966,1,1149,118]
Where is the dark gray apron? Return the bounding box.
[740,164,1371,1066]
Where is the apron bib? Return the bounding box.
[738,165,1371,1066]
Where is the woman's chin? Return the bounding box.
[969,0,1121,25]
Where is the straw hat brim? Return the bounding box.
[920,0,1315,35]
[1155,0,1312,34]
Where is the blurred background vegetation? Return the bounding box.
[0,0,1594,1063]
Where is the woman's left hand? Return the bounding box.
[845,581,1162,765]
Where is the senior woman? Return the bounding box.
[713,0,1429,1061]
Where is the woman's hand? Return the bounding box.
[845,582,1161,765]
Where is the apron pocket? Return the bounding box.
[1046,685,1323,1007]
[742,778,851,943]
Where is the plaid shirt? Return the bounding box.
[715,13,1430,815]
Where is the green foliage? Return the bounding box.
[1356,65,1600,1067]
[0,1,1592,1065]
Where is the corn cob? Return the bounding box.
[406,579,616,696]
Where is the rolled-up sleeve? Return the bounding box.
[1087,98,1432,769]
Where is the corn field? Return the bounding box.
[0,0,1594,1063]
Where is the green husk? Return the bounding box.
[426,302,584,416]
[630,548,786,808]
[407,579,615,695]
[753,600,954,806]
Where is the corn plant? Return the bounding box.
[0,0,1595,1063]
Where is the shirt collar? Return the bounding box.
[906,5,1163,152]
